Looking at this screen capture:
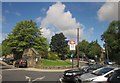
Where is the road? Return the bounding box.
[0,61,15,69]
[2,69,64,83]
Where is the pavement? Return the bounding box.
[0,60,81,72]
[0,61,16,70]
[3,67,73,72]
[0,60,75,72]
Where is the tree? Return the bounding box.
[78,40,89,57]
[101,20,120,64]
[2,39,12,57]
[78,40,101,59]
[50,33,68,59]
[0,44,2,56]
[88,40,101,59]
[2,20,48,59]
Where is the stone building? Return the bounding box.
[22,48,41,67]
[99,48,105,62]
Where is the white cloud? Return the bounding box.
[15,12,21,16]
[97,2,118,21]
[0,33,8,43]
[41,8,46,13]
[35,17,42,23]
[106,0,120,2]
[89,27,94,34]
[63,28,83,38]
[2,16,7,25]
[81,27,94,40]
[41,28,54,42]
[41,2,83,41]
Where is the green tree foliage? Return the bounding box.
[50,33,68,59]
[2,39,12,57]
[101,20,120,64]
[78,40,101,59]
[78,40,89,57]
[65,46,72,58]
[0,44,2,56]
[88,40,101,59]
[2,20,48,59]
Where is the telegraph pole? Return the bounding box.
[77,28,79,67]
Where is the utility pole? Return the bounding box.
[77,28,79,67]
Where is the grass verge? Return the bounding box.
[39,59,72,66]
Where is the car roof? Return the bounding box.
[92,66,118,73]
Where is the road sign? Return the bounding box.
[69,40,75,50]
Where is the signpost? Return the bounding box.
[69,40,75,68]
[69,40,75,50]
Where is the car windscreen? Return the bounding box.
[92,67,114,76]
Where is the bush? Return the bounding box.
[47,53,59,60]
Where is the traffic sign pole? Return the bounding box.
[69,40,75,68]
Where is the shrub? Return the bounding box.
[47,52,59,60]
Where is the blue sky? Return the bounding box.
[2,2,117,47]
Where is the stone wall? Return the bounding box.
[36,66,76,69]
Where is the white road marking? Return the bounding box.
[25,75,45,83]
[25,76,32,83]
[32,76,45,82]
[59,77,63,83]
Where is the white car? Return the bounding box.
[89,59,95,63]
[0,57,3,61]
[79,66,119,82]
[104,60,115,65]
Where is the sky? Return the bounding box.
[1,2,118,47]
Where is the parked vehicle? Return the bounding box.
[3,58,14,65]
[104,60,115,65]
[88,59,95,63]
[81,56,89,61]
[0,57,3,61]
[79,66,118,82]
[106,69,120,83]
[0,62,14,69]
[62,63,103,82]
[15,59,27,68]
[82,63,103,73]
